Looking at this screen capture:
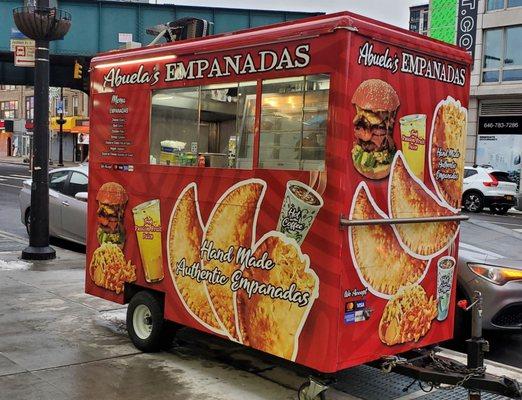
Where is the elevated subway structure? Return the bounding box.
[0,0,319,90]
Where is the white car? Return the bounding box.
[462,165,517,214]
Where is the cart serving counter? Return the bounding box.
[85,12,520,399]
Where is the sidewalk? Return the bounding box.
[1,230,521,400]
[0,155,80,168]
[0,230,86,270]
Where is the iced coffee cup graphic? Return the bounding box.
[132,199,164,283]
[436,256,456,321]
[400,114,427,180]
[277,180,324,245]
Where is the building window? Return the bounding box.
[0,101,19,119]
[483,26,522,83]
[73,96,79,115]
[0,85,16,91]
[25,96,34,120]
[63,97,69,115]
[408,6,429,36]
[487,0,522,10]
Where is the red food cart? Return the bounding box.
[87,12,518,399]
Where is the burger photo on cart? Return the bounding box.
[351,79,400,180]
[96,182,128,248]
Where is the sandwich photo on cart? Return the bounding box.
[84,12,522,400]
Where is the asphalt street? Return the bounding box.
[0,161,521,372]
[0,163,31,238]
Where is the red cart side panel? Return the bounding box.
[337,33,471,370]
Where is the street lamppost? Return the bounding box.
[13,1,71,260]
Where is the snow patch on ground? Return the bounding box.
[95,308,128,335]
[0,259,31,271]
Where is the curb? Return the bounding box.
[0,160,82,168]
[0,160,28,166]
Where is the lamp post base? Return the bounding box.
[21,245,56,260]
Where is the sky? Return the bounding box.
[151,0,425,29]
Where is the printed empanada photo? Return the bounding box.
[202,180,266,341]
[389,152,459,258]
[379,284,437,346]
[167,183,222,333]
[349,183,429,298]
[429,97,467,210]
[236,232,319,361]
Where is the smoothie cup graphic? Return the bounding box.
[277,180,324,245]
[436,256,456,321]
[400,114,427,180]
[133,199,164,283]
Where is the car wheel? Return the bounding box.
[463,192,484,213]
[491,205,510,215]
[126,291,164,352]
[25,209,31,236]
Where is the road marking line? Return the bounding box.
[0,182,21,189]
[514,229,522,233]
[491,221,522,227]
[0,230,27,244]
[12,174,31,178]
[0,175,28,181]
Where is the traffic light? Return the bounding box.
[73,60,83,79]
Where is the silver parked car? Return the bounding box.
[19,165,88,245]
[456,242,522,335]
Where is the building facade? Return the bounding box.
[409,4,430,35]
[0,85,88,161]
[412,1,522,189]
[468,0,522,188]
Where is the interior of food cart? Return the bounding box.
[150,74,329,171]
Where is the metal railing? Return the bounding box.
[340,214,469,227]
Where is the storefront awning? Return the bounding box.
[71,125,89,134]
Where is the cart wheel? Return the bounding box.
[126,291,164,352]
[297,382,327,400]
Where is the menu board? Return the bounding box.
[90,92,149,166]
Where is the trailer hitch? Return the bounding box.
[378,291,522,399]
[386,352,521,399]
[459,291,490,395]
